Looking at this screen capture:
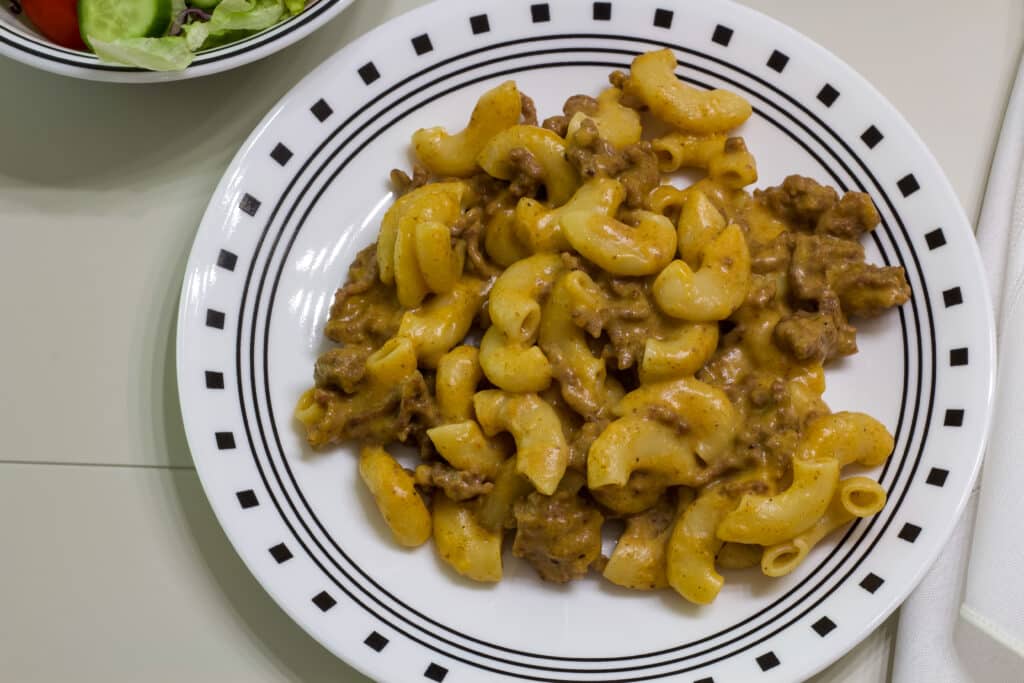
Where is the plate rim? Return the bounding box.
[175,0,998,680]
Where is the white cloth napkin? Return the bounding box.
[891,52,1024,683]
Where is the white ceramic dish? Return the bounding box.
[0,0,354,82]
[176,0,996,680]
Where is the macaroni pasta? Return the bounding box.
[296,49,910,604]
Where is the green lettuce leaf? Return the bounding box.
[184,0,288,52]
[89,0,300,71]
[88,35,195,71]
[182,21,211,51]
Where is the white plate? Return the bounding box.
[0,0,354,82]
[176,1,996,681]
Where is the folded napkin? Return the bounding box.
[961,59,1024,658]
[892,52,1024,682]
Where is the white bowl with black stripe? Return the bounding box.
[0,0,355,82]
[175,0,996,681]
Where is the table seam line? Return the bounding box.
[0,459,196,471]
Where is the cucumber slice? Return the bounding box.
[79,0,173,45]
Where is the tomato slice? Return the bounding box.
[21,0,87,51]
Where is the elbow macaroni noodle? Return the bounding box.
[566,87,643,149]
[474,390,569,496]
[296,49,906,605]
[477,125,580,206]
[412,80,523,177]
[622,48,753,134]
[515,177,625,253]
[561,209,677,277]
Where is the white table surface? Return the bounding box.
[1,1,1020,680]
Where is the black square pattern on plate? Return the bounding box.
[424,663,448,681]
[767,50,788,72]
[593,2,611,20]
[943,287,963,307]
[310,98,333,121]
[364,631,389,652]
[898,523,922,543]
[812,616,837,636]
[756,652,780,671]
[926,467,949,487]
[530,3,550,22]
[239,193,260,217]
[216,249,237,271]
[944,409,964,426]
[817,84,839,106]
[898,173,920,197]
[205,371,225,389]
[861,125,884,148]
[653,8,673,28]
[860,573,884,593]
[412,33,433,55]
[215,431,236,450]
[270,143,293,166]
[236,489,258,508]
[950,347,968,366]
[312,591,337,612]
[269,543,293,563]
[712,24,733,45]
[925,228,947,250]
[470,13,490,34]
[693,678,715,683]
[358,62,380,84]
[206,309,225,329]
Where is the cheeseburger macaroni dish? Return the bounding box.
[295,49,910,604]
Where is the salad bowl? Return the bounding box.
[0,0,355,82]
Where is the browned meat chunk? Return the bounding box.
[816,191,880,240]
[698,346,749,401]
[567,419,607,470]
[466,171,509,210]
[608,70,645,109]
[617,142,661,208]
[325,244,403,345]
[722,477,771,498]
[508,147,544,198]
[314,345,372,394]
[414,462,494,501]
[304,372,439,449]
[567,118,628,180]
[541,94,600,137]
[830,263,911,317]
[600,279,656,370]
[564,94,599,117]
[520,93,538,126]
[541,115,569,137]
[389,164,429,196]
[789,233,864,301]
[513,491,604,582]
[566,119,659,208]
[645,404,690,435]
[773,293,857,363]
[451,206,501,278]
[755,175,838,230]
